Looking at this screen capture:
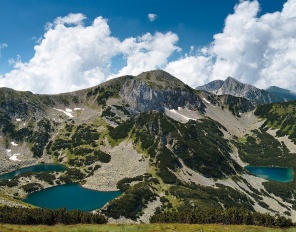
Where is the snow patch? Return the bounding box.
[16,118,21,122]
[6,150,22,161]
[165,107,202,123]
[169,109,196,121]
[203,98,210,104]
[11,141,18,146]
[74,108,84,111]
[54,108,74,118]
[9,153,21,161]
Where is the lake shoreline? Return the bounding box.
[245,166,294,182]
[23,183,122,211]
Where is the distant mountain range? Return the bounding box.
[196,76,296,104]
[265,86,296,101]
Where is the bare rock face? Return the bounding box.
[197,76,285,104]
[196,79,224,93]
[120,70,206,113]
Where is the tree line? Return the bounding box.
[150,207,294,228]
[0,206,107,225]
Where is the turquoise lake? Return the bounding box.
[23,183,121,211]
[0,164,67,180]
[245,166,294,182]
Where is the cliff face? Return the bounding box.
[120,76,205,113]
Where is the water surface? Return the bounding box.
[23,183,121,211]
[0,164,67,180]
[245,166,294,182]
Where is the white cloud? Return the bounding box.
[0,43,7,48]
[1,0,296,94]
[0,14,179,94]
[114,32,180,77]
[0,43,7,57]
[148,13,157,22]
[165,0,296,91]
[54,13,87,26]
[165,55,212,87]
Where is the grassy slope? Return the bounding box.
[255,101,296,143]
[0,193,32,208]
[0,224,294,232]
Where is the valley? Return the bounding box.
[0,70,295,225]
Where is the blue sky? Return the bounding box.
[0,0,295,94]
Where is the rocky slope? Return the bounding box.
[196,77,285,104]
[0,70,296,223]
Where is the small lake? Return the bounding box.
[245,166,294,182]
[23,183,121,211]
[0,164,67,180]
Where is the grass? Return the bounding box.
[0,193,32,208]
[0,224,295,232]
[239,136,247,143]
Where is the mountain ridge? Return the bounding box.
[0,70,296,224]
[265,86,296,101]
[196,76,286,104]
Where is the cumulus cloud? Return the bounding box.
[114,32,180,77]
[1,0,296,94]
[0,14,179,94]
[165,0,296,91]
[54,13,86,25]
[148,13,157,22]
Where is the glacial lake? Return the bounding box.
[0,164,67,180]
[23,183,122,211]
[245,166,294,182]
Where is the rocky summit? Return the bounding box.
[196,76,285,104]
[0,70,296,223]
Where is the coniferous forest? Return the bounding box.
[0,206,107,225]
[0,205,293,228]
[150,207,293,228]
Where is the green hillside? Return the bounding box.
[255,101,296,144]
[1,70,296,225]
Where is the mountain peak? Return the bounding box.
[197,76,285,104]
[196,79,224,93]
[137,70,174,79]
[220,76,249,93]
[137,70,180,82]
[135,70,189,90]
[225,76,241,84]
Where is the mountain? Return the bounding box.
[196,77,285,104]
[266,86,296,101]
[195,79,224,92]
[0,70,296,224]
